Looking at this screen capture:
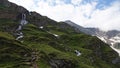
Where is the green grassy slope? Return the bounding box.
[0,20,119,68]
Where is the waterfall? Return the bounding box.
[20,20,28,25]
[15,13,28,41]
[22,13,26,20]
[20,13,28,26]
[17,25,22,31]
[16,32,24,40]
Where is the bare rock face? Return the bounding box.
[27,11,58,27]
[48,59,75,68]
[0,0,10,7]
[0,0,28,20]
[0,12,16,19]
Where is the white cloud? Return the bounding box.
[8,0,35,10]
[86,1,120,31]
[8,0,120,31]
[71,0,82,5]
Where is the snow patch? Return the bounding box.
[53,34,59,37]
[47,31,59,37]
[39,26,43,29]
[97,36,120,56]
[109,36,120,43]
[75,50,81,56]
[97,36,107,43]
[110,44,120,56]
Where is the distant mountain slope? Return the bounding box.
[0,0,120,68]
[64,20,120,56]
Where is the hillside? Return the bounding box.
[0,0,120,68]
[65,20,120,55]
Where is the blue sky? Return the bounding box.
[28,0,116,9]
[8,0,120,31]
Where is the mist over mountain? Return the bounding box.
[0,0,120,68]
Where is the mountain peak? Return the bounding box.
[65,20,73,23]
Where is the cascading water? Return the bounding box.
[20,13,28,25]
[16,32,24,40]
[17,25,22,31]
[15,13,28,41]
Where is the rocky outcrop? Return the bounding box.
[0,0,28,13]
[0,0,28,20]
[49,59,75,68]
[0,0,10,7]
[27,12,57,27]
[0,12,16,19]
[0,0,74,31]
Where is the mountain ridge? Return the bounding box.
[64,20,120,56]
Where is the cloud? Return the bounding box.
[71,0,82,5]
[8,0,36,10]
[86,1,120,31]
[8,0,120,31]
